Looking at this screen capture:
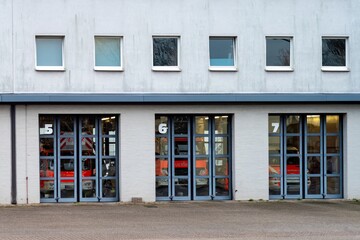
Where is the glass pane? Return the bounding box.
[155,137,168,155]
[174,159,188,176]
[40,138,54,156]
[102,159,116,177]
[196,178,209,196]
[266,38,291,66]
[215,178,229,196]
[215,116,229,134]
[60,179,75,198]
[269,177,281,196]
[286,116,300,133]
[327,177,340,195]
[308,156,321,174]
[40,159,54,178]
[36,37,63,66]
[307,115,320,133]
[286,157,300,175]
[269,156,281,175]
[175,179,188,197]
[269,136,280,154]
[174,116,188,135]
[286,176,300,195]
[174,137,188,155]
[307,136,321,154]
[82,137,96,156]
[308,177,321,195]
[322,39,346,67]
[60,137,74,156]
[195,116,209,134]
[286,136,300,154]
[101,116,117,135]
[156,178,169,197]
[82,117,96,135]
[82,180,96,198]
[95,37,121,67]
[327,136,340,153]
[153,37,178,66]
[60,159,75,172]
[215,158,229,176]
[269,115,280,134]
[60,116,74,134]
[156,158,168,177]
[196,158,209,176]
[102,138,116,156]
[209,37,235,66]
[195,137,209,155]
[40,180,55,199]
[155,116,169,135]
[326,115,340,133]
[39,116,55,136]
[82,159,96,177]
[215,137,228,155]
[102,179,117,198]
[327,156,340,174]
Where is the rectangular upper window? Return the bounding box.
[35,36,64,71]
[322,37,349,71]
[152,36,180,71]
[266,37,293,71]
[209,37,237,71]
[94,36,123,71]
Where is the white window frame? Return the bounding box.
[209,36,237,72]
[321,36,349,72]
[35,35,65,71]
[265,36,294,72]
[152,35,181,72]
[94,35,124,71]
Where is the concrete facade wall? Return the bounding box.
[6,104,359,204]
[0,106,11,204]
[0,0,357,93]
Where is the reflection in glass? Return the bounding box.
[215,116,228,134]
[286,157,300,175]
[209,37,235,66]
[322,39,346,67]
[82,180,96,198]
[286,176,300,195]
[307,157,321,174]
[195,116,209,134]
[60,116,74,134]
[156,158,168,177]
[102,159,116,177]
[60,137,74,156]
[156,179,169,197]
[82,159,96,176]
[40,180,54,199]
[286,116,300,133]
[102,138,116,156]
[327,177,340,195]
[102,117,116,135]
[308,177,321,195]
[40,159,54,178]
[175,178,188,196]
[155,116,168,134]
[269,115,280,134]
[269,177,281,195]
[102,179,117,198]
[269,136,280,154]
[174,159,188,176]
[307,136,321,154]
[307,115,320,133]
[39,116,55,136]
[326,115,340,133]
[60,159,75,172]
[82,117,96,135]
[174,137,188,155]
[286,136,300,154]
[215,178,229,196]
[196,178,209,196]
[174,116,188,135]
[195,137,209,155]
[269,157,281,175]
[215,158,228,176]
[40,138,54,156]
[266,38,291,66]
[327,156,340,174]
[153,37,178,67]
[82,137,96,156]
[326,136,340,153]
[60,180,75,199]
[196,158,209,176]
[215,137,228,155]
[155,137,168,155]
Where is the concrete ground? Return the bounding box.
[1,201,360,240]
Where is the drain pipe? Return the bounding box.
[11,104,17,204]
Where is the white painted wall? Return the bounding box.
[0,106,11,204]
[0,0,358,93]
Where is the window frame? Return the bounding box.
[265,36,294,72]
[35,35,65,71]
[321,36,349,72]
[94,35,124,72]
[152,35,181,72]
[209,36,237,72]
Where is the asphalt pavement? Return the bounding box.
[1,200,360,240]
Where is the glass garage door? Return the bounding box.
[269,114,343,199]
[39,115,119,203]
[155,115,232,201]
